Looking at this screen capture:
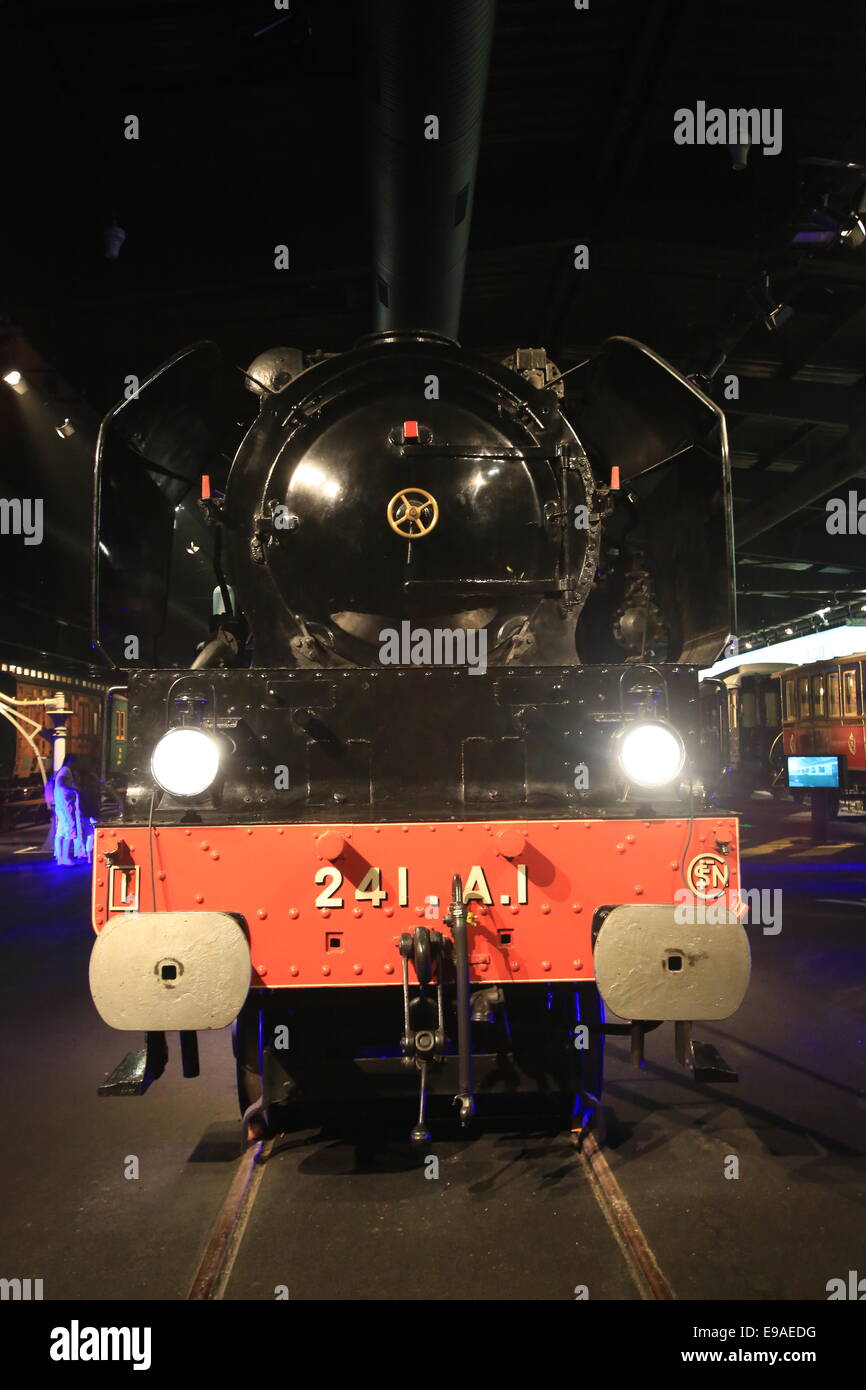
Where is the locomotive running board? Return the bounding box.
[98,1030,168,1096]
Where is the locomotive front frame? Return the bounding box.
[90,662,750,1139]
[87,328,749,1139]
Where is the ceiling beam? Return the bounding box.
[735,398,866,543]
[739,525,866,568]
[750,421,817,471]
[725,377,862,426]
[737,579,866,596]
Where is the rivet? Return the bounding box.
[257,908,267,919]
[571,903,582,913]
[415,906,423,916]
[246,828,253,836]
[456,825,463,831]
[158,871,166,881]
[316,830,346,861]
[510,906,519,915]
[153,829,160,838]
[552,824,559,830]
[353,964,363,975]
[402,825,409,833]
[257,965,268,976]
[573,959,583,970]
[97,879,104,888]
[510,960,520,971]
[211,851,220,860]
[616,843,625,854]
[353,907,362,917]
[669,860,679,869]
[634,884,644,895]
[384,963,395,974]
[321,965,331,976]
[321,908,330,918]
[195,893,204,903]
[541,960,551,971]
[277,827,284,835]
[496,827,526,859]
[289,908,299,919]
[626,834,635,844]
[290,966,299,976]
[385,907,394,917]
[541,903,550,914]
[184,829,191,837]
[200,841,209,850]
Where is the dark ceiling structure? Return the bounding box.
[4,0,866,638]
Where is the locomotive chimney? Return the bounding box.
[361,0,496,341]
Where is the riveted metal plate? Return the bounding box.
[92,817,740,989]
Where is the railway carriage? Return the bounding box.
[717,666,785,803]
[781,651,866,813]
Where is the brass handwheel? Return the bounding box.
[387,488,439,538]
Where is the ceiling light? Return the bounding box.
[3,370,28,394]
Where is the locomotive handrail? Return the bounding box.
[618,664,670,718]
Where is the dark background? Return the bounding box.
[2,0,866,657]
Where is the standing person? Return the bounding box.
[51,757,79,865]
[73,757,102,861]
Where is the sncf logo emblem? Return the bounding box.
[686,851,729,900]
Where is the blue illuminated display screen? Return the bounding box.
[787,755,841,788]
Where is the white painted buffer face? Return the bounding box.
[90,912,251,1031]
[594,904,751,1021]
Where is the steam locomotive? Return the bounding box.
[86,0,750,1144]
[88,328,751,1142]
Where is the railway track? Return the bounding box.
[187,1115,676,1302]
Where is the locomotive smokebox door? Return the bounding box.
[89,912,251,1032]
[594,904,750,1021]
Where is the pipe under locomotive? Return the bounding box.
[88,329,751,1142]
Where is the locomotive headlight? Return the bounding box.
[151,728,222,797]
[615,720,685,788]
